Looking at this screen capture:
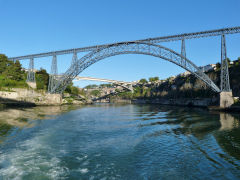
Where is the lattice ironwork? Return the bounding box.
[181,39,186,67]
[26,58,35,82]
[71,50,78,66]
[48,55,58,92]
[8,26,240,95]
[8,26,240,61]
[50,42,221,94]
[220,34,231,92]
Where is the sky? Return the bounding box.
[0,0,239,87]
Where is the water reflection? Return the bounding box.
[219,113,240,131]
[136,105,240,164]
[0,105,81,143]
[0,104,239,179]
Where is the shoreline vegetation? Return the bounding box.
[1,53,240,112]
[0,54,89,108]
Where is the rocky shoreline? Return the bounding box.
[0,88,91,108]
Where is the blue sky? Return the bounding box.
[0,0,239,87]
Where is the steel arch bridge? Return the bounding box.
[51,42,220,93]
[8,26,240,96]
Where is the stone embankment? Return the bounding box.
[0,88,62,106]
[0,88,89,107]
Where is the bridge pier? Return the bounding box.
[219,34,234,108]
[48,55,58,93]
[181,39,186,67]
[71,50,78,66]
[220,34,231,91]
[26,58,36,88]
[27,58,35,82]
[220,91,234,108]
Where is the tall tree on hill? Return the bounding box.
[0,54,10,74]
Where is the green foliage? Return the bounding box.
[215,63,221,71]
[64,82,80,96]
[116,91,133,99]
[90,89,101,96]
[64,97,73,104]
[139,78,147,84]
[84,84,98,89]
[0,76,28,89]
[0,54,10,74]
[36,68,49,90]
[149,76,159,82]
[78,89,86,97]
[71,86,79,95]
[99,83,112,88]
[0,54,28,88]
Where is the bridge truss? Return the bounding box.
[8,26,240,94]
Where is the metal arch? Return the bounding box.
[50,42,221,94]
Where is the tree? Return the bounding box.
[90,90,101,96]
[11,60,24,81]
[149,76,159,82]
[0,54,9,74]
[36,68,49,90]
[139,78,147,84]
[0,54,25,81]
[84,84,98,89]
[216,63,221,71]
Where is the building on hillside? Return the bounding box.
[21,67,38,73]
[198,64,216,72]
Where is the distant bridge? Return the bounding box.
[73,76,133,91]
[8,26,240,107]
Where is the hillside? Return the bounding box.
[110,58,240,101]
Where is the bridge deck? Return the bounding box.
[9,26,240,61]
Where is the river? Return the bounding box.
[0,104,240,179]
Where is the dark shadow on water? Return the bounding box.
[135,104,240,161]
[0,97,36,108]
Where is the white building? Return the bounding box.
[198,64,216,72]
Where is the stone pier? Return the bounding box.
[220,91,234,108]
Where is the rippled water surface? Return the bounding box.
[0,104,240,179]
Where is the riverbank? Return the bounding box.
[132,98,218,107]
[0,88,90,108]
[131,98,240,113]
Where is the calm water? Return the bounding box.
[0,104,240,179]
